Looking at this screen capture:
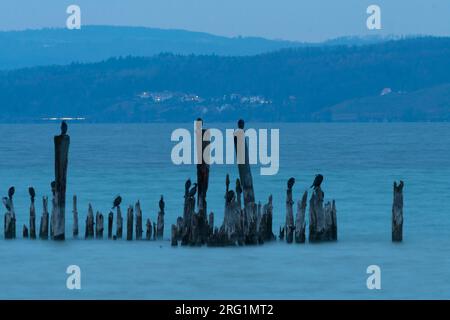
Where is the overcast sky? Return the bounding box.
[0,0,449,41]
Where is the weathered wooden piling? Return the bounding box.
[146,219,152,240]
[72,195,79,238]
[285,178,295,243]
[116,204,123,239]
[95,211,104,239]
[234,120,255,206]
[50,181,56,239]
[156,196,165,240]
[171,224,178,246]
[85,204,94,239]
[29,187,36,239]
[126,205,134,241]
[135,201,143,240]
[309,186,337,242]
[259,195,275,242]
[23,225,29,238]
[196,119,210,214]
[295,191,308,243]
[53,121,70,240]
[392,180,404,242]
[3,187,16,239]
[39,196,49,240]
[108,212,113,239]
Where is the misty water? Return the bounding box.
[0,123,449,299]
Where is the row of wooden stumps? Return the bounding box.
[4,188,165,241]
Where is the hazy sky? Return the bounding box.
[0,0,449,41]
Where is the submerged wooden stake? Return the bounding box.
[156,196,165,240]
[392,180,404,242]
[85,204,94,239]
[146,219,152,240]
[72,195,79,238]
[126,205,134,241]
[285,178,295,243]
[53,121,70,240]
[235,120,255,206]
[96,211,104,239]
[116,205,123,239]
[3,187,16,239]
[108,212,113,239]
[135,201,143,240]
[29,187,36,239]
[309,186,337,242]
[23,225,29,238]
[39,196,49,240]
[295,191,308,243]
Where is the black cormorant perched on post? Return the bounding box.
[2,197,11,211]
[112,195,122,209]
[287,177,295,190]
[185,179,192,196]
[29,187,35,201]
[310,174,324,189]
[159,195,165,211]
[235,179,242,194]
[61,120,68,135]
[8,186,15,200]
[237,119,245,129]
[226,190,235,203]
[188,183,198,198]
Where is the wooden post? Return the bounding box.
[85,204,94,239]
[54,121,70,240]
[259,195,275,242]
[29,187,36,239]
[181,180,195,245]
[72,195,79,238]
[171,224,178,246]
[108,212,113,239]
[96,211,104,239]
[156,196,164,240]
[196,119,210,214]
[234,120,255,206]
[126,205,134,241]
[392,180,404,242]
[135,201,143,240]
[3,188,16,239]
[116,205,123,239]
[208,212,214,236]
[295,191,307,243]
[285,178,295,243]
[23,225,29,238]
[309,186,336,242]
[145,219,152,240]
[50,181,55,239]
[39,196,49,240]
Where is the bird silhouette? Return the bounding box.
[28,187,35,201]
[226,190,235,203]
[8,186,15,199]
[61,121,68,135]
[2,197,11,211]
[287,177,295,190]
[310,174,324,189]
[237,119,245,129]
[188,183,198,198]
[185,179,191,195]
[235,179,242,194]
[112,195,122,209]
[159,195,165,211]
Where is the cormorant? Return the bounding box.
[8,186,15,199]
[185,179,192,196]
[50,181,56,195]
[235,179,242,194]
[237,119,245,129]
[2,197,11,211]
[287,177,295,190]
[188,183,198,198]
[226,190,235,203]
[61,120,68,135]
[159,195,165,211]
[112,195,122,209]
[310,174,324,189]
[29,187,35,201]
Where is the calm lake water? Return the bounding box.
[0,123,449,299]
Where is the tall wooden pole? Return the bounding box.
[53,121,70,240]
[234,119,255,207]
[392,180,404,242]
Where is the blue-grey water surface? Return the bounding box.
[0,123,449,299]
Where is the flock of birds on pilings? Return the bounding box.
[2,119,404,245]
